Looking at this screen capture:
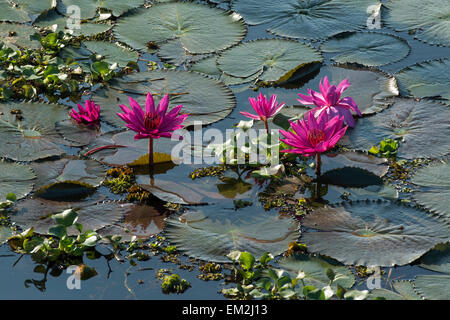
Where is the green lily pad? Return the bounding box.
[414,275,450,300]
[0,1,29,23]
[0,161,35,201]
[157,39,207,67]
[368,280,421,300]
[321,152,389,177]
[165,205,300,262]
[0,226,13,244]
[384,0,450,47]
[55,119,102,147]
[15,0,56,16]
[296,65,398,115]
[217,39,323,83]
[0,22,41,50]
[395,59,450,105]
[279,253,355,290]
[57,0,144,19]
[114,2,246,54]
[232,0,380,40]
[301,201,450,267]
[320,32,410,67]
[412,162,450,223]
[0,102,69,161]
[420,243,450,274]
[341,99,450,159]
[83,41,139,67]
[323,184,398,204]
[92,69,235,128]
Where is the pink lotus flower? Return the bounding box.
[280,111,347,177]
[241,93,285,133]
[70,100,100,125]
[297,76,361,127]
[116,92,188,170]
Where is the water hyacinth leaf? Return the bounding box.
[301,201,450,267]
[0,161,35,201]
[341,99,450,159]
[31,158,106,191]
[279,254,355,290]
[296,65,398,115]
[83,41,139,68]
[384,0,450,47]
[217,39,323,83]
[419,243,450,274]
[412,162,450,223]
[93,70,235,128]
[57,0,144,19]
[165,206,300,262]
[320,32,410,67]
[0,22,41,50]
[0,1,29,22]
[114,2,246,54]
[0,102,69,161]
[414,275,450,300]
[15,0,56,16]
[368,280,421,300]
[232,0,380,40]
[11,198,130,236]
[395,59,450,105]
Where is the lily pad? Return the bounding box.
[0,1,29,23]
[55,119,102,147]
[323,184,398,204]
[395,59,450,105]
[15,0,56,16]
[301,201,450,267]
[114,2,246,54]
[368,280,421,300]
[0,22,41,50]
[341,99,450,159]
[321,152,389,177]
[414,275,450,300]
[92,69,235,128]
[165,205,300,262]
[0,102,69,161]
[0,226,13,244]
[11,198,130,236]
[320,32,410,67]
[217,39,323,84]
[420,243,450,274]
[384,0,450,47]
[296,65,398,115]
[0,161,35,201]
[157,39,207,67]
[279,253,355,290]
[83,41,139,67]
[412,162,450,223]
[57,0,144,19]
[232,0,380,40]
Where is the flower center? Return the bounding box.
[307,129,325,146]
[144,112,162,130]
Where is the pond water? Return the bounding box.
[0,0,449,300]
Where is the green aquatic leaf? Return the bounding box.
[165,205,300,262]
[83,41,139,67]
[157,39,207,67]
[341,99,450,159]
[320,32,410,67]
[321,152,389,177]
[57,0,144,19]
[15,0,56,16]
[323,184,398,204]
[414,275,450,300]
[0,161,35,201]
[368,280,421,300]
[0,1,29,23]
[217,39,323,83]
[232,0,380,39]
[114,2,246,54]
[301,201,450,267]
[419,243,450,274]
[0,22,41,50]
[0,226,13,244]
[384,0,450,47]
[412,162,450,223]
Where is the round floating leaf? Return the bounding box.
[368,280,421,300]
[279,254,355,290]
[301,201,450,267]
[34,10,112,36]
[412,162,450,223]
[384,0,450,47]
[11,198,130,236]
[92,69,235,128]
[165,205,300,262]
[341,99,450,159]
[414,275,450,300]
[157,39,207,67]
[0,226,13,244]
[323,184,398,204]
[321,152,389,177]
[0,1,29,23]
[15,0,56,16]
[396,59,450,105]
[232,0,380,40]
[114,2,246,54]
[58,0,144,19]
[0,102,69,161]
[320,32,410,67]
[0,161,35,201]
[83,41,139,67]
[55,119,102,147]
[0,22,41,50]
[217,39,323,83]
[420,243,450,274]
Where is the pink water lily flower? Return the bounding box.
[70,100,100,125]
[297,76,362,127]
[241,93,285,133]
[280,111,347,177]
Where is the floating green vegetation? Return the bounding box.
[198,263,225,281]
[161,273,191,294]
[103,167,135,194]
[190,165,228,180]
[369,138,400,159]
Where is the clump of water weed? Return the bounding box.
[161,273,191,294]
[103,167,135,194]
[190,165,227,179]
